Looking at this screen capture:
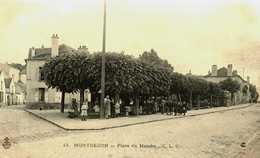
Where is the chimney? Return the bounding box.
[51,34,59,57]
[78,45,89,53]
[31,47,35,57]
[211,65,218,76]
[227,64,233,76]
[247,76,250,83]
[233,70,238,76]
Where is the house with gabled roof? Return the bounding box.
[25,34,88,105]
[203,64,251,104]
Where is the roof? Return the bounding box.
[4,78,12,88]
[28,44,75,60]
[203,74,247,83]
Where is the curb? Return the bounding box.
[24,104,255,131]
[25,109,68,131]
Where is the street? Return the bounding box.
[1,104,260,158]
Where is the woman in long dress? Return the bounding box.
[114,101,121,117]
[105,95,111,119]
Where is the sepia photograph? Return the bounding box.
[0,0,260,157]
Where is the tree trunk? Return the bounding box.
[134,95,140,115]
[80,89,85,113]
[197,95,201,109]
[60,91,65,113]
[178,93,182,102]
[210,95,213,108]
[231,93,234,105]
[190,91,193,109]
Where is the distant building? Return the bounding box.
[0,66,26,105]
[4,77,15,105]
[0,71,6,105]
[203,64,251,104]
[25,34,88,104]
[15,82,26,104]
[0,63,20,83]
[19,68,27,84]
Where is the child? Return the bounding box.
[81,101,88,121]
[94,102,100,113]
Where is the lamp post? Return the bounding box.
[100,0,107,119]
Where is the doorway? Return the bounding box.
[39,88,45,102]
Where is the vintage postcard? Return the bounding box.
[0,0,260,158]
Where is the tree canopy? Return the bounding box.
[42,50,258,114]
[139,49,174,73]
[219,78,240,94]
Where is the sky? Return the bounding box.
[1,0,260,88]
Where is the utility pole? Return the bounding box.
[100,0,107,119]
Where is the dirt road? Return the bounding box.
[1,104,260,158]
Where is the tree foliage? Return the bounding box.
[249,84,259,102]
[42,50,258,114]
[88,52,171,101]
[139,49,174,73]
[219,78,240,94]
[42,53,92,112]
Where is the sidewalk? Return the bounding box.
[25,104,253,131]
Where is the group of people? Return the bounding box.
[103,95,121,119]
[79,95,121,121]
[159,100,188,116]
[70,96,188,121]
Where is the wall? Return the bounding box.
[26,59,46,103]
[26,59,80,104]
[20,74,26,83]
[0,72,6,104]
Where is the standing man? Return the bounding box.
[182,101,188,116]
[104,95,111,119]
[161,99,166,114]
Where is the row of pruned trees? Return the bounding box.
[42,50,258,113]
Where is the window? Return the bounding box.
[39,67,44,81]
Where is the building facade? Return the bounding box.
[0,69,26,106]
[25,34,87,105]
[203,64,251,105]
[4,78,15,105]
[19,69,27,84]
